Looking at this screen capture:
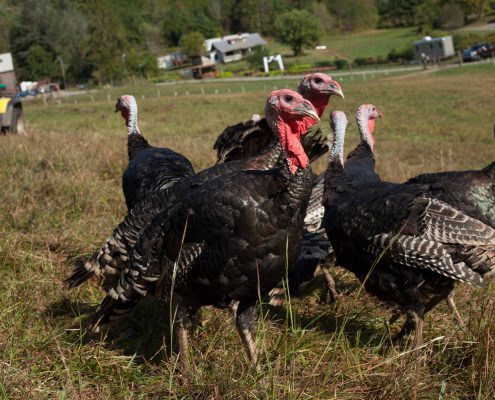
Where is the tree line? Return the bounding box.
[0,0,493,86]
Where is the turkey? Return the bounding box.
[213,73,343,163]
[402,124,495,324]
[269,104,382,305]
[66,96,285,291]
[116,95,195,210]
[87,89,319,370]
[322,110,495,347]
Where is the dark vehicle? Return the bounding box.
[462,42,495,62]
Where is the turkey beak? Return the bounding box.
[377,108,383,119]
[294,101,319,121]
[326,83,344,99]
[115,99,122,112]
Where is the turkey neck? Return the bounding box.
[126,104,150,160]
[323,115,347,201]
[281,161,314,213]
[354,108,375,154]
[302,93,329,118]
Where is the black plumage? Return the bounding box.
[322,111,495,347]
[270,104,382,304]
[406,163,495,228]
[117,95,195,210]
[87,89,320,367]
[66,95,195,289]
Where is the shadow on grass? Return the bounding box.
[262,275,391,348]
[45,295,176,363]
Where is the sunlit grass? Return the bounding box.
[1,69,495,398]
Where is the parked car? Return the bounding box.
[462,42,495,62]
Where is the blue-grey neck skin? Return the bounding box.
[127,97,140,136]
[355,106,373,152]
[329,111,348,166]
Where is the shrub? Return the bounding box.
[334,58,348,69]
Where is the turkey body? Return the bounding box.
[323,162,495,345]
[406,162,495,227]
[92,160,315,365]
[123,142,195,210]
[66,142,284,290]
[276,124,382,301]
[162,165,315,308]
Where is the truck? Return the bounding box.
[0,52,24,134]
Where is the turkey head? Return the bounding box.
[298,73,344,117]
[356,104,382,151]
[265,89,319,174]
[115,95,139,134]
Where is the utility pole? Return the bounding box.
[57,56,67,89]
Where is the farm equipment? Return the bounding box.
[0,83,24,134]
[0,52,24,134]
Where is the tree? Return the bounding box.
[438,3,464,30]
[24,45,56,79]
[86,0,128,84]
[274,10,321,56]
[179,31,206,58]
[329,0,379,32]
[246,45,270,69]
[9,0,89,82]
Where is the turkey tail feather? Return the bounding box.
[65,257,100,288]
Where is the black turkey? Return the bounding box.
[87,89,319,370]
[322,110,495,347]
[269,104,382,305]
[116,95,195,210]
[66,97,285,291]
[403,125,495,324]
[213,73,343,163]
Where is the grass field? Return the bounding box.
[266,28,419,64]
[1,64,495,399]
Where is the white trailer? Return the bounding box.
[413,36,455,62]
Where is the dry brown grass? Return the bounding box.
[1,65,495,399]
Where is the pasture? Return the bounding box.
[1,64,495,399]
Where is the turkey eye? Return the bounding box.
[284,95,294,102]
[314,78,323,83]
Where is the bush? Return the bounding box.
[216,71,234,78]
[246,46,270,70]
[287,63,312,74]
[387,47,413,62]
[334,58,348,69]
[354,57,368,66]
[314,60,334,67]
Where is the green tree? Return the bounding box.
[86,0,128,84]
[162,1,220,46]
[24,44,55,79]
[246,45,270,69]
[274,10,321,56]
[179,31,206,58]
[329,0,378,32]
[9,0,88,82]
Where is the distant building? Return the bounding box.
[205,33,267,64]
[189,56,216,79]
[157,51,187,70]
[413,36,455,62]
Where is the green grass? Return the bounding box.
[264,28,418,65]
[434,60,495,76]
[1,69,495,398]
